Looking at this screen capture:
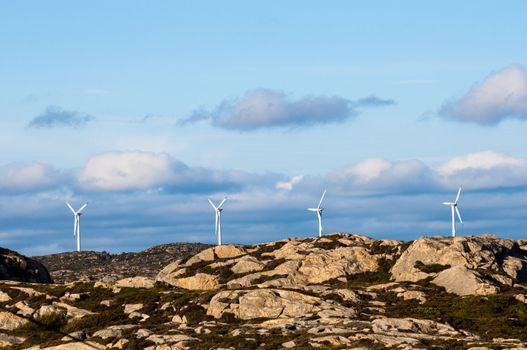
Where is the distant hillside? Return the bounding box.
[32,242,211,284]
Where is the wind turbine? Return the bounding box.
[308,190,326,237]
[66,202,88,252]
[442,186,463,237]
[208,197,227,246]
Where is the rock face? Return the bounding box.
[207,288,356,321]
[0,247,52,283]
[432,266,499,296]
[157,234,388,290]
[390,235,527,295]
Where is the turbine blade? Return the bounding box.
[208,199,217,210]
[77,203,88,213]
[317,190,327,209]
[307,208,318,212]
[218,197,227,209]
[442,202,452,206]
[455,186,462,204]
[456,207,463,224]
[66,202,76,214]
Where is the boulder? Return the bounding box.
[115,276,155,289]
[92,325,136,339]
[207,288,355,321]
[41,341,106,350]
[238,289,318,320]
[371,317,459,336]
[230,256,265,274]
[214,245,245,259]
[185,248,215,266]
[0,247,52,283]
[0,311,29,330]
[52,302,94,319]
[124,304,143,314]
[432,266,499,296]
[162,273,219,290]
[34,304,66,321]
[0,291,10,302]
[14,300,34,317]
[0,332,25,347]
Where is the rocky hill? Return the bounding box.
[0,248,52,284]
[32,243,212,284]
[1,233,527,349]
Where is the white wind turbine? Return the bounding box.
[442,186,463,237]
[208,197,227,246]
[66,202,88,252]
[308,190,326,237]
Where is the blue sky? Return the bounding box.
[1,1,527,255]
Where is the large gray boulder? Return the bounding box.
[0,247,52,283]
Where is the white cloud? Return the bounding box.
[276,175,304,191]
[0,162,62,193]
[77,151,179,191]
[440,64,527,125]
[76,151,278,193]
[328,158,437,194]
[437,151,527,189]
[438,151,526,176]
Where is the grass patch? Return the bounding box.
[380,281,527,341]
[347,257,396,287]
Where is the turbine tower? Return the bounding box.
[308,190,326,237]
[208,197,227,246]
[66,202,88,252]
[442,186,463,237]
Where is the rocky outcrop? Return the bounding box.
[166,273,220,290]
[390,235,527,295]
[207,288,356,321]
[432,266,499,296]
[157,234,386,290]
[0,247,52,283]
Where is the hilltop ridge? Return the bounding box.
[1,233,527,349]
[32,242,212,284]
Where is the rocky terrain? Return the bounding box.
[1,233,527,349]
[33,243,211,284]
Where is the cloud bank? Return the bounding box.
[0,162,63,193]
[180,88,395,131]
[28,106,94,129]
[2,150,527,255]
[77,151,278,193]
[440,64,527,125]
